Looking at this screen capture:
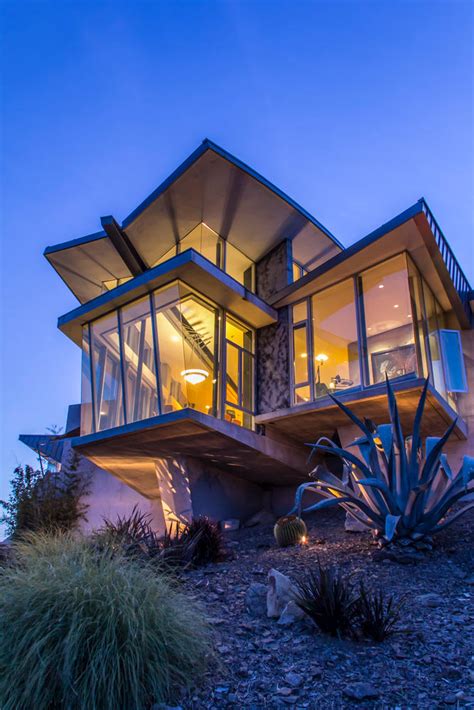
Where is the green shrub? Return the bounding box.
[355,582,404,641]
[0,451,90,537]
[178,516,224,566]
[0,534,212,710]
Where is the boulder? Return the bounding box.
[267,568,296,618]
[277,600,305,625]
[344,512,368,533]
[245,582,267,617]
[343,682,380,700]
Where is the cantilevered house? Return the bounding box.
[21,140,474,531]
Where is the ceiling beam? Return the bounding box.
[101,216,147,276]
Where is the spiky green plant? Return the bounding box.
[355,583,405,641]
[0,533,212,710]
[289,378,474,545]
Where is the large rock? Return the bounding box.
[343,682,380,700]
[267,568,297,618]
[344,512,368,533]
[277,600,305,625]
[245,582,267,617]
[416,592,444,608]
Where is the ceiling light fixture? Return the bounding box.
[181,368,209,385]
[378,284,384,289]
[394,304,399,309]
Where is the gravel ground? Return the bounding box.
[179,508,474,710]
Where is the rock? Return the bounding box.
[284,672,303,688]
[277,687,294,696]
[343,682,380,701]
[465,573,474,585]
[267,569,297,618]
[244,509,275,528]
[152,705,183,710]
[416,593,443,608]
[245,582,267,617]
[278,600,305,625]
[344,513,368,533]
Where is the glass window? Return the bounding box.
[81,326,94,435]
[90,313,124,431]
[225,241,254,289]
[180,223,222,267]
[224,316,255,428]
[120,297,159,424]
[361,255,417,385]
[154,284,218,417]
[294,385,311,404]
[312,279,360,397]
[407,258,429,378]
[293,325,309,386]
[292,301,307,323]
[422,282,447,399]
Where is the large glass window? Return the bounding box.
[90,313,124,432]
[422,282,448,400]
[120,297,159,423]
[225,241,255,289]
[361,255,417,385]
[225,316,254,427]
[154,284,219,417]
[312,279,360,397]
[180,223,223,267]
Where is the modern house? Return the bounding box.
[20,140,474,532]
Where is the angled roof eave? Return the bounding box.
[44,229,108,256]
[122,138,344,250]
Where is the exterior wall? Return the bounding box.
[256,306,291,414]
[60,441,166,534]
[255,240,291,301]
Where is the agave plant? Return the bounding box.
[289,378,474,546]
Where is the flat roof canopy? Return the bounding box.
[72,408,312,495]
[45,140,342,304]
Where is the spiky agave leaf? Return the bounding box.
[287,378,473,546]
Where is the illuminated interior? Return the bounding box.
[81,281,255,434]
[289,253,453,407]
[149,222,255,290]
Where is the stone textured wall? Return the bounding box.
[256,306,291,414]
[255,240,291,302]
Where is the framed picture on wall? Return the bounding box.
[371,344,416,384]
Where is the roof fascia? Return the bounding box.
[44,229,108,256]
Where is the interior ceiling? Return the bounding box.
[125,149,340,267]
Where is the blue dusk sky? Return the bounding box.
[0,0,473,503]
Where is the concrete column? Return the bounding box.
[155,457,193,528]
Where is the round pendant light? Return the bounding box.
[181,368,209,385]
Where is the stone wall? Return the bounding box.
[256,306,291,414]
[255,240,291,301]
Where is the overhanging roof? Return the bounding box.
[44,139,342,304]
[272,199,472,328]
[58,249,278,346]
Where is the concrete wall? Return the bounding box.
[61,441,166,534]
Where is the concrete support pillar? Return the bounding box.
[155,457,193,529]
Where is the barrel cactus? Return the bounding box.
[288,378,474,548]
[274,515,307,547]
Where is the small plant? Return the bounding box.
[295,561,359,637]
[295,562,405,641]
[179,516,224,565]
[95,505,161,560]
[289,378,474,547]
[0,451,90,537]
[355,583,404,641]
[0,533,212,709]
[274,515,308,547]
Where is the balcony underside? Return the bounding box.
[255,378,467,445]
[71,409,311,497]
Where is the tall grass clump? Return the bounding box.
[0,533,212,710]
